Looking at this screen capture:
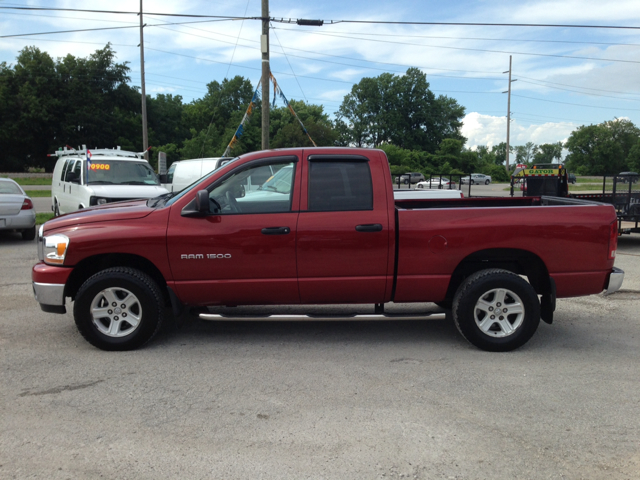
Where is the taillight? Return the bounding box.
[608,220,618,260]
[21,198,34,210]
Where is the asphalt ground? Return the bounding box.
[1,226,639,479]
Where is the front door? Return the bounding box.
[166,156,301,306]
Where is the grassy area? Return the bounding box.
[2,177,52,186]
[36,213,54,225]
[24,190,51,197]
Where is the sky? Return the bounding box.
[1,0,640,158]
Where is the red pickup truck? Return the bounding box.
[33,147,624,352]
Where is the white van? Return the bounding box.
[162,157,231,193]
[51,146,168,216]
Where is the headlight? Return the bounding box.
[90,196,108,206]
[42,234,70,265]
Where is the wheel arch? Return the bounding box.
[443,248,551,302]
[65,253,169,304]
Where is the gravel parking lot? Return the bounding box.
[1,231,639,479]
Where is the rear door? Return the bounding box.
[296,153,391,304]
[167,155,301,306]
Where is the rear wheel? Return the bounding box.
[485,179,490,185]
[53,201,60,217]
[73,267,164,351]
[452,269,540,352]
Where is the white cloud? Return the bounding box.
[462,112,577,148]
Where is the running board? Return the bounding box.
[198,313,447,322]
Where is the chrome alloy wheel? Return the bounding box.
[89,287,142,338]
[474,288,525,338]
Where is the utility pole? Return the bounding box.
[503,55,516,174]
[139,0,149,160]
[261,0,270,150]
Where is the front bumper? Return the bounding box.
[604,267,625,295]
[33,282,66,313]
[32,262,72,314]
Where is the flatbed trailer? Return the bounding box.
[511,169,640,235]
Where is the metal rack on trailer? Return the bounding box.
[511,167,639,235]
[570,174,640,235]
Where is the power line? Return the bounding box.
[286,28,640,48]
[516,74,640,97]
[269,29,640,64]
[4,6,640,30]
[0,18,247,39]
[517,79,640,103]
[271,17,640,30]
[512,94,640,111]
[0,6,257,20]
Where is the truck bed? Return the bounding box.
[394,195,602,210]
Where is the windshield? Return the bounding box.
[86,160,160,186]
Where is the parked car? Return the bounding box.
[51,146,168,216]
[415,177,458,189]
[161,157,232,193]
[395,172,425,184]
[616,172,639,184]
[461,173,492,185]
[0,178,36,240]
[33,147,623,352]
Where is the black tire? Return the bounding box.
[485,180,490,185]
[53,201,60,217]
[452,269,540,352]
[22,225,36,241]
[73,267,164,351]
[470,180,475,185]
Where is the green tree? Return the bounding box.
[514,142,538,164]
[565,119,640,175]
[533,142,563,164]
[270,100,338,148]
[336,68,465,151]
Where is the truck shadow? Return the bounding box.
[159,315,466,349]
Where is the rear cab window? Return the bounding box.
[307,159,373,212]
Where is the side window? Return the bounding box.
[59,160,70,181]
[71,160,82,183]
[208,161,295,214]
[308,161,373,211]
[64,160,79,182]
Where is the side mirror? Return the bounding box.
[158,174,168,183]
[195,190,209,213]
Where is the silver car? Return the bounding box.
[0,178,37,240]
[461,173,492,185]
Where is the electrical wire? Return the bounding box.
[512,94,640,111]
[265,29,640,64]
[271,25,308,102]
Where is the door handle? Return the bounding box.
[261,226,291,235]
[355,224,383,232]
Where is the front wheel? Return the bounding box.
[73,267,164,351]
[485,180,490,185]
[452,269,540,352]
